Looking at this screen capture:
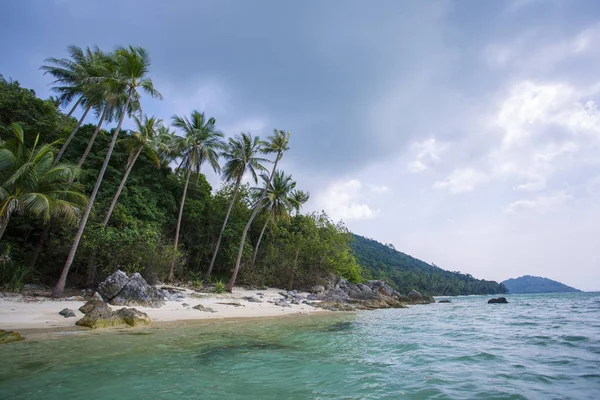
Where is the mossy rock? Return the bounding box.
[0,329,24,344]
[115,308,151,327]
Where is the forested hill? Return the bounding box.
[502,276,581,294]
[351,235,507,296]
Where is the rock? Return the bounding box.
[274,299,291,308]
[256,292,264,296]
[366,280,396,297]
[182,303,190,307]
[193,304,216,313]
[438,300,451,303]
[216,302,243,307]
[64,296,85,301]
[0,329,24,344]
[90,292,104,301]
[110,273,165,308]
[310,285,325,294]
[408,290,423,299]
[278,291,290,299]
[79,300,110,315]
[115,308,151,326]
[242,296,262,303]
[488,297,508,304]
[161,287,187,301]
[96,270,129,301]
[59,308,76,318]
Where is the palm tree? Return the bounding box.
[168,111,225,281]
[225,129,290,292]
[251,170,296,269]
[102,114,168,225]
[289,189,310,216]
[206,133,268,278]
[54,46,162,297]
[0,124,87,240]
[42,45,107,162]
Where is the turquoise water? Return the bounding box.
[1,292,599,399]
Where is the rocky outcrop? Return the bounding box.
[488,297,508,304]
[96,270,165,308]
[76,299,151,329]
[0,329,24,344]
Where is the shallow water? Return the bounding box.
[1,292,599,399]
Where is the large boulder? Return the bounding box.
[76,299,152,328]
[0,329,24,344]
[97,270,165,308]
[488,297,508,304]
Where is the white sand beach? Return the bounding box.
[0,287,327,331]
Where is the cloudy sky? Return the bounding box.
[2,0,600,290]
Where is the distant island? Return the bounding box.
[502,275,581,294]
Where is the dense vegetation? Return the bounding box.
[0,45,362,294]
[502,275,580,294]
[352,235,507,296]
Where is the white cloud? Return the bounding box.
[315,180,378,221]
[407,138,448,173]
[505,191,572,213]
[433,168,489,194]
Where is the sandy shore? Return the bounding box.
[0,287,328,332]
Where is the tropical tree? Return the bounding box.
[102,114,168,225]
[41,45,107,162]
[206,133,268,278]
[290,189,310,216]
[226,129,290,292]
[54,46,162,297]
[251,170,296,269]
[168,111,225,281]
[0,124,86,240]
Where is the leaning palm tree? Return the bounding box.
[168,111,225,281]
[0,124,87,240]
[206,133,268,278]
[251,170,296,269]
[226,129,290,292]
[102,114,168,225]
[54,46,162,297]
[42,45,107,162]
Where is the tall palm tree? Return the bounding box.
[251,170,296,269]
[54,46,162,297]
[42,45,107,162]
[206,133,268,278]
[0,124,86,240]
[289,189,310,216]
[168,111,225,281]
[102,114,168,225]
[226,129,290,292]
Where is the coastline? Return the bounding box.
[0,287,332,338]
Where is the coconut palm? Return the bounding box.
[102,114,168,225]
[168,111,225,281]
[289,189,310,216]
[42,45,108,162]
[54,46,162,297]
[226,129,290,292]
[206,133,268,278]
[251,170,296,269]
[0,124,86,240]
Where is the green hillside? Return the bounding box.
[351,235,507,296]
[502,275,581,294]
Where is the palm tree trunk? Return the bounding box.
[54,96,83,134]
[0,217,10,241]
[102,145,143,226]
[226,156,280,292]
[206,178,241,278]
[251,214,270,269]
[76,106,108,169]
[55,104,92,163]
[167,166,192,282]
[53,92,132,297]
[28,222,52,268]
[287,248,300,290]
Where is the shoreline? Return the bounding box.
[0,286,332,338]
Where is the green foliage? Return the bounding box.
[0,245,36,292]
[213,280,226,294]
[352,235,507,296]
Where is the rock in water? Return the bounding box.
[0,329,24,344]
[488,297,508,304]
[96,270,165,308]
[59,308,76,318]
[438,300,451,303]
[115,308,151,326]
[96,270,129,301]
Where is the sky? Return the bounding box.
[1,0,600,291]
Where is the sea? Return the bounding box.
[0,292,599,399]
